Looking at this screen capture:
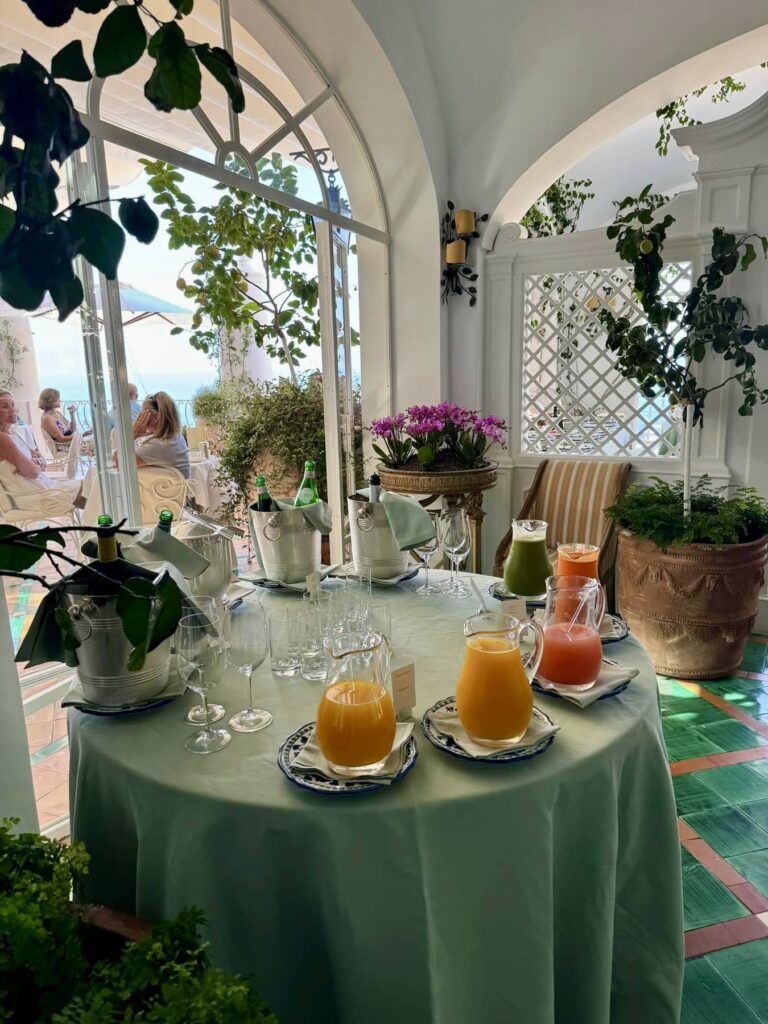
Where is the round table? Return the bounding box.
[188,455,225,515]
[68,571,683,1024]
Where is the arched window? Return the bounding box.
[2,0,389,556]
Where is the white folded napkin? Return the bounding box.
[238,564,340,590]
[62,672,185,711]
[293,721,414,784]
[428,707,559,759]
[536,661,639,707]
[356,487,435,551]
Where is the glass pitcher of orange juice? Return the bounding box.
[537,575,605,691]
[455,612,544,747]
[557,543,600,580]
[317,631,396,777]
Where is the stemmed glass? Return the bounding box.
[414,512,441,595]
[228,601,272,733]
[177,614,231,754]
[183,596,226,725]
[440,508,471,598]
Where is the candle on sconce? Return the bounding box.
[445,239,467,264]
[454,209,476,235]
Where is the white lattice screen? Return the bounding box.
[521,263,693,458]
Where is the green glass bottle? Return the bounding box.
[95,514,118,563]
[294,460,319,508]
[255,475,272,513]
[157,509,173,533]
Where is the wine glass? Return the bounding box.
[414,512,441,595]
[228,601,272,733]
[177,615,230,754]
[183,596,226,725]
[439,508,471,598]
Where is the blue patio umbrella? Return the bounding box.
[0,283,192,328]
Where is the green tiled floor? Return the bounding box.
[728,850,768,899]
[683,866,750,929]
[708,940,768,1019]
[684,806,768,858]
[682,956,761,1024]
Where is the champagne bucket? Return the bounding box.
[64,593,171,706]
[249,505,321,584]
[174,520,236,601]
[348,496,408,579]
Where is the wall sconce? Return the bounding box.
[441,201,488,307]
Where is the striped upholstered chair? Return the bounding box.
[493,459,632,606]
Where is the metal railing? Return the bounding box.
[62,398,197,431]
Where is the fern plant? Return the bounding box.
[605,477,768,548]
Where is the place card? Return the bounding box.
[501,597,528,620]
[392,663,416,720]
[305,571,321,599]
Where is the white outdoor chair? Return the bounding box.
[0,474,81,530]
[81,465,188,527]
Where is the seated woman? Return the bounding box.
[132,392,191,479]
[38,388,92,453]
[0,392,82,504]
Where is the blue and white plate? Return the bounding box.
[532,679,630,702]
[243,565,341,593]
[488,581,546,608]
[331,566,420,587]
[600,614,629,645]
[278,721,419,795]
[74,695,179,717]
[421,699,556,764]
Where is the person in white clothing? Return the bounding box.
[0,392,83,506]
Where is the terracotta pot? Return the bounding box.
[616,529,768,679]
[377,461,498,496]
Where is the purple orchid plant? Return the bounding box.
[370,403,508,469]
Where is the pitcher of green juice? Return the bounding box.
[503,519,552,599]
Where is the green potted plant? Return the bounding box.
[0,818,279,1022]
[599,188,768,677]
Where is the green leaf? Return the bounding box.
[75,0,111,11]
[170,0,194,13]
[23,0,75,26]
[0,524,64,571]
[0,207,15,245]
[51,40,92,81]
[54,606,81,653]
[67,205,125,279]
[170,326,184,335]
[0,264,45,312]
[93,5,146,77]
[118,197,159,244]
[195,43,245,114]
[741,243,756,271]
[50,274,84,321]
[145,22,202,112]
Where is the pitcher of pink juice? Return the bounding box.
[537,575,605,691]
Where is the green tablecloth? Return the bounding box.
[68,571,683,1024]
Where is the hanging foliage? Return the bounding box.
[0,1,244,321]
[141,156,320,381]
[654,71,768,156]
[521,176,595,237]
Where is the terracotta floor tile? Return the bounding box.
[679,819,699,841]
[723,915,768,944]
[35,781,69,817]
[683,839,747,885]
[51,718,68,740]
[26,721,53,754]
[37,811,57,829]
[53,703,68,722]
[41,747,70,775]
[684,922,734,958]
[730,883,768,914]
[671,756,717,776]
[32,766,64,800]
[710,748,768,767]
[25,704,55,725]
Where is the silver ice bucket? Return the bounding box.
[64,593,171,706]
[248,505,321,584]
[348,496,409,579]
[174,519,236,601]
